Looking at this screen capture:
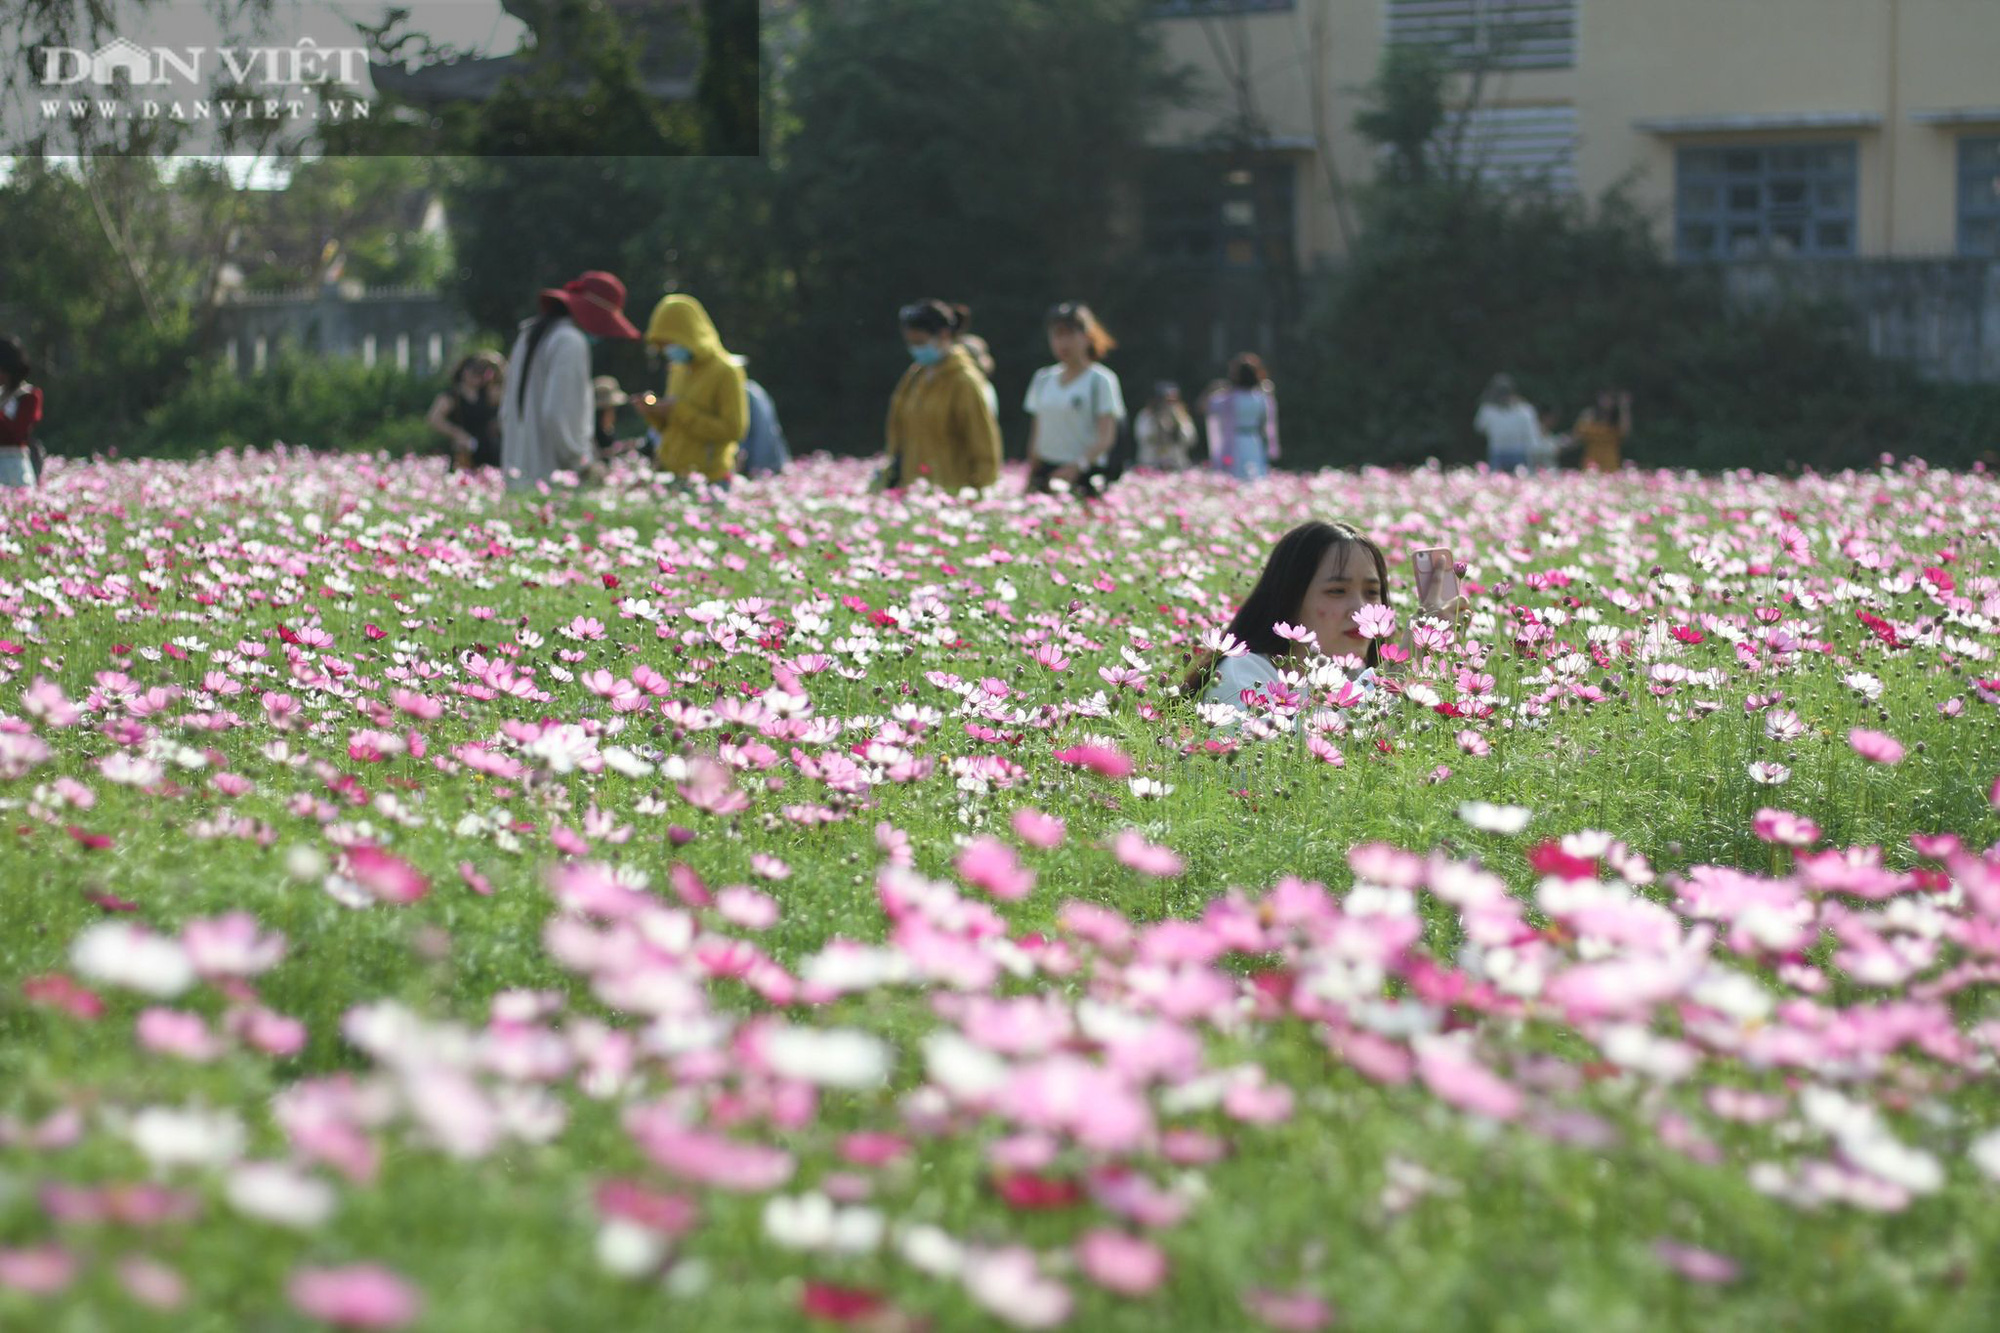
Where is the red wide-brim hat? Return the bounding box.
[538,270,641,340]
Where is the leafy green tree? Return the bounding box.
[769,0,1187,448]
[696,0,761,156]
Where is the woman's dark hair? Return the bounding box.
[0,335,29,385]
[900,299,970,337]
[1228,352,1269,391]
[1182,520,1389,695]
[515,309,571,411]
[1046,302,1116,360]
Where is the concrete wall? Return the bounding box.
[1721,257,2000,382]
[208,285,473,379]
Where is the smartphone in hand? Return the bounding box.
[1411,547,1459,611]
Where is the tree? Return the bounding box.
[769,0,1188,448]
[696,0,760,155]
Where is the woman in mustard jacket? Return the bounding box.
[637,294,747,484]
[882,299,1002,494]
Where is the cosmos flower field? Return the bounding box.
[2,450,1999,1330]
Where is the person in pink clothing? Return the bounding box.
[1205,352,1279,481]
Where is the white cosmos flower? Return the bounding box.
[70,922,194,997]
[597,1220,668,1277]
[225,1161,338,1228]
[761,1026,893,1090]
[1747,761,1792,786]
[125,1105,246,1170]
[1457,801,1532,835]
[763,1192,885,1253]
[1968,1129,2000,1182]
[922,1032,1009,1099]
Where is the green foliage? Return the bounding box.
[128,348,449,458]
[761,0,1189,450]
[697,0,763,155]
[1352,44,1450,187]
[1286,183,2000,473]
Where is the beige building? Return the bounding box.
[1145,0,2000,270]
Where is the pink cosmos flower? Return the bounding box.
[287,1264,423,1329]
[1053,743,1133,778]
[1353,603,1397,639]
[1653,1240,1740,1284]
[1847,727,1905,765]
[1243,1287,1336,1331]
[1752,808,1820,848]
[957,837,1037,901]
[136,1007,224,1061]
[1414,1039,1522,1120]
[117,1256,187,1310]
[963,1246,1073,1329]
[1075,1228,1167,1296]
[182,911,286,977]
[0,1245,77,1295]
[717,885,781,930]
[343,845,429,905]
[1011,808,1066,849]
[1112,829,1183,878]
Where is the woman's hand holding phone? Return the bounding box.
[1412,547,1469,623]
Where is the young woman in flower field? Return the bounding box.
[1024,302,1125,499]
[1186,520,1465,711]
[881,299,1003,493]
[425,350,505,473]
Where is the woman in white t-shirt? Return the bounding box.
[1183,520,1468,723]
[1024,301,1125,501]
[1473,373,1544,473]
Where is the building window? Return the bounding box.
[1151,0,1293,15]
[1675,143,1858,260]
[1385,0,1577,71]
[1961,137,2000,258]
[1142,158,1296,272]
[1444,104,1578,192]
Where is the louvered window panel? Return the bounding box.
[1386,0,1577,71]
[1448,104,1579,192]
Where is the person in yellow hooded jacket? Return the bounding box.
[636,294,747,484]
[882,299,1002,494]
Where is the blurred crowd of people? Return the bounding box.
[0,275,1633,493]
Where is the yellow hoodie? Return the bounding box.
[642,294,747,481]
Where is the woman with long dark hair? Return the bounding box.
[1184,521,1467,714]
[499,270,640,491]
[426,350,505,471]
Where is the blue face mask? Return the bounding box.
[665,345,694,364]
[584,333,603,348]
[909,343,944,366]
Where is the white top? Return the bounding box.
[1474,400,1542,462]
[1025,363,1125,465]
[500,318,595,491]
[1204,652,1377,718]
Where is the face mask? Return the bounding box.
[665,345,694,364]
[909,343,944,367]
[584,333,603,348]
